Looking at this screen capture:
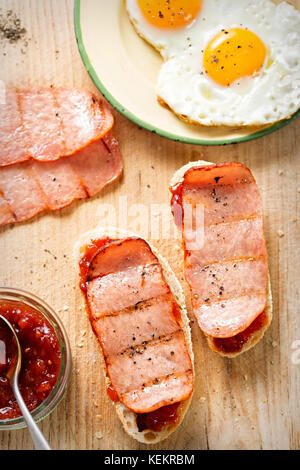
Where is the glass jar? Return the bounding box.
[0,287,72,430]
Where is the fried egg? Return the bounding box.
[126,0,300,126]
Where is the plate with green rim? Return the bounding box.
[74,0,299,146]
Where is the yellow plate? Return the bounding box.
[74,0,299,146]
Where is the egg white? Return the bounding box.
[127,0,300,126]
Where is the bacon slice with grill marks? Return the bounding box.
[0,88,114,166]
[80,237,193,414]
[70,134,123,197]
[0,192,16,225]
[170,162,269,348]
[0,133,123,227]
[0,163,48,223]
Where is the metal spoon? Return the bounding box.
[0,314,51,450]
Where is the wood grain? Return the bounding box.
[0,0,299,450]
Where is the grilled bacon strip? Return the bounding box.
[80,237,193,414]
[0,133,123,227]
[0,88,114,166]
[170,162,269,346]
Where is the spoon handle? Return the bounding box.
[13,381,52,450]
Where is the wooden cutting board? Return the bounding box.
[0,0,299,450]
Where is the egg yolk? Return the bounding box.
[203,28,267,87]
[137,0,203,29]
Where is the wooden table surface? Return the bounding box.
[0,0,299,450]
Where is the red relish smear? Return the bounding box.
[79,237,112,292]
[136,402,181,432]
[212,310,267,354]
[106,383,181,432]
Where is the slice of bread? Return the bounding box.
[170,160,273,358]
[74,226,194,444]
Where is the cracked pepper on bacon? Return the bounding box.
[170,162,270,355]
[79,236,193,428]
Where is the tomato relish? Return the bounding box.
[0,300,61,420]
[212,310,268,354]
[106,384,181,432]
[170,182,183,228]
[136,402,180,432]
[79,237,112,292]
[107,385,119,403]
